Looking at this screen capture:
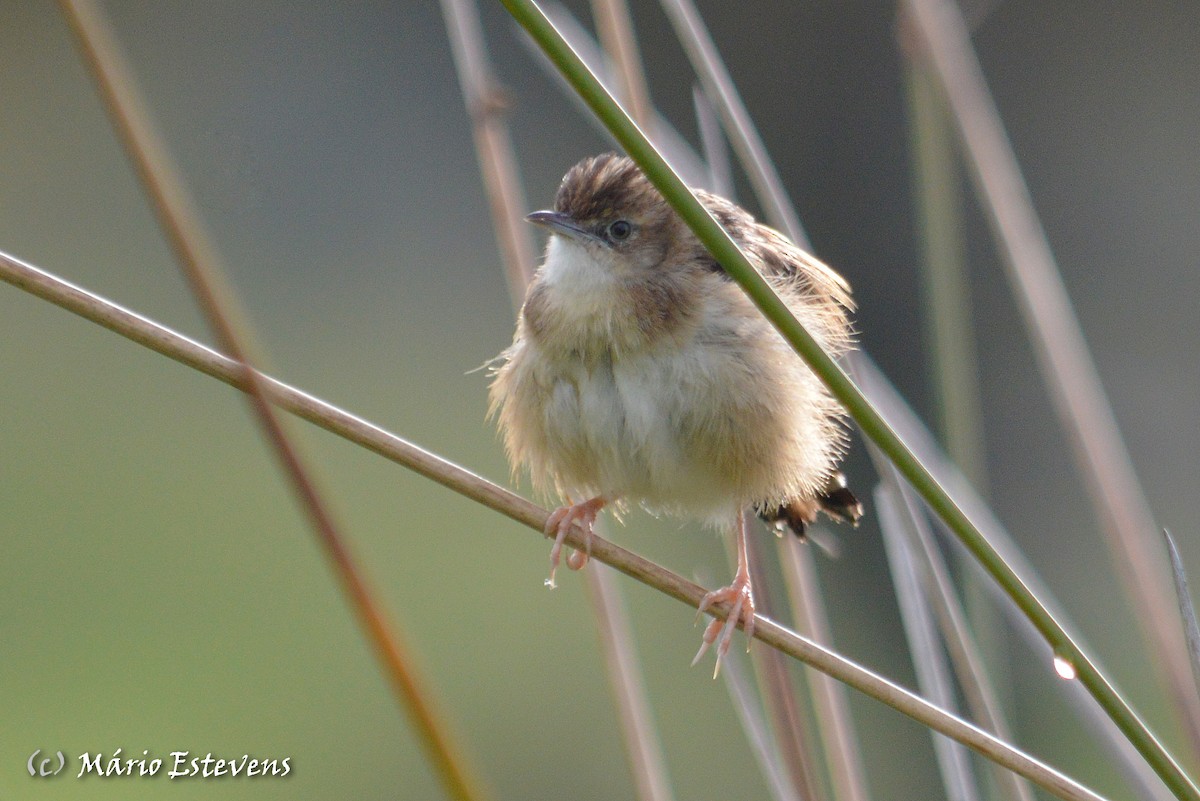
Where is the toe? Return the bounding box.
[693,578,756,674]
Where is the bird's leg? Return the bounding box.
[543,495,607,588]
[692,511,756,677]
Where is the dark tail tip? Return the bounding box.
[818,484,864,526]
[758,472,863,540]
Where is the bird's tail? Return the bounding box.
[758,472,864,540]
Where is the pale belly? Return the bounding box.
[538,346,752,520]
[495,298,841,522]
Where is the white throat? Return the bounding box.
[538,236,622,315]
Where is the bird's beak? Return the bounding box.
[525,210,595,244]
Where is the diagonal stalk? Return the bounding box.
[58,4,492,799]
[497,2,1199,799]
[0,247,1111,801]
[898,0,1200,756]
[781,541,872,801]
[442,2,678,797]
[876,486,984,801]
[657,0,807,245]
[849,354,1174,801]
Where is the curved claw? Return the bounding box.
[543,496,606,588]
[692,574,756,678]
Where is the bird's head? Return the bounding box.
[525,153,679,277]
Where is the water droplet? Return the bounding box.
[1052,653,1077,680]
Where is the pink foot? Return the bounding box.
[691,572,756,678]
[543,496,606,588]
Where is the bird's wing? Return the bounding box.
[754,224,855,312]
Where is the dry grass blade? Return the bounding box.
[584,547,677,801]
[877,486,985,801]
[441,0,536,305]
[57,3,491,800]
[0,248,1115,801]
[781,541,872,801]
[657,0,808,247]
[442,1,678,796]
[898,0,1200,753]
[692,85,733,196]
[849,353,1173,801]
[718,647,804,801]
[875,467,1035,801]
[1162,530,1200,706]
[590,0,654,130]
[742,524,827,801]
[903,60,985,488]
[903,61,1008,795]
[896,489,1036,801]
[526,2,708,185]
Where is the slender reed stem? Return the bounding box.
[441,0,535,304]
[0,248,1110,801]
[521,3,707,185]
[584,552,677,801]
[692,86,732,197]
[781,541,872,801]
[903,61,986,489]
[877,487,984,801]
[498,2,1199,799]
[57,4,491,800]
[905,57,1026,801]
[443,2,678,796]
[719,649,804,801]
[590,0,653,131]
[742,521,827,801]
[898,0,1200,757]
[1163,530,1200,708]
[657,0,807,246]
[887,476,1035,801]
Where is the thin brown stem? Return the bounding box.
[518,3,708,185]
[743,518,826,801]
[1,248,1114,801]
[781,541,872,801]
[872,460,1034,801]
[441,0,535,304]
[898,0,1200,753]
[657,0,807,247]
[877,486,983,801]
[692,85,732,196]
[56,4,491,800]
[896,483,1036,801]
[591,0,654,132]
[442,4,675,796]
[583,550,677,801]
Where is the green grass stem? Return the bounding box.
[498,2,1199,799]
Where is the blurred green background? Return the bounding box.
[2,2,1198,799]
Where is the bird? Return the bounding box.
[488,153,862,672]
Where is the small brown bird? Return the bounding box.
[489,154,862,671]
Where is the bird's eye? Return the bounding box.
[607,220,633,241]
